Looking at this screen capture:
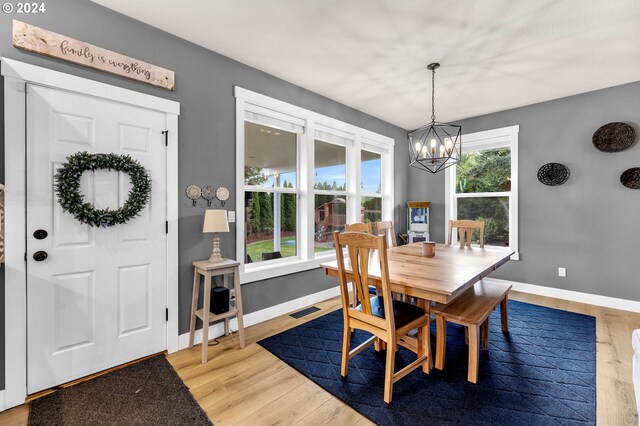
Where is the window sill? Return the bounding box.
[240,255,336,284]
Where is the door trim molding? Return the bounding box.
[1,57,179,114]
[1,57,180,410]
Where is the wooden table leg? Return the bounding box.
[233,266,245,349]
[435,316,446,370]
[201,271,212,363]
[500,296,509,333]
[188,269,200,348]
[468,324,480,383]
[420,322,431,374]
[223,274,230,336]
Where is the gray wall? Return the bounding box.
[410,81,640,302]
[0,0,408,391]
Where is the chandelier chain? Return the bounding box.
[431,67,436,122]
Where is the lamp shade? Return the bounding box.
[203,209,229,233]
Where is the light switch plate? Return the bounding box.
[558,267,566,277]
[228,211,236,223]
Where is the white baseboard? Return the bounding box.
[176,277,640,351]
[178,285,342,349]
[0,390,5,412]
[485,277,640,313]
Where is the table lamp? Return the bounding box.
[203,209,229,263]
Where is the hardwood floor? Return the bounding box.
[1,290,639,425]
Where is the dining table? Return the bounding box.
[321,242,514,304]
[320,242,514,352]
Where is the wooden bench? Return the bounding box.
[431,280,511,383]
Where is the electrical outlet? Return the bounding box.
[558,267,566,277]
[228,211,236,223]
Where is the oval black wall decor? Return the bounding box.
[537,163,570,186]
[620,167,640,189]
[592,122,636,152]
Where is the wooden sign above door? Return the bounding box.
[12,20,175,91]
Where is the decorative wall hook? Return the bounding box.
[185,185,202,206]
[201,185,216,207]
[216,186,230,207]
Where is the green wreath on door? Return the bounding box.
[54,151,151,227]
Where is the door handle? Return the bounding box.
[33,251,48,262]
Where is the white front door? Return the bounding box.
[26,85,168,394]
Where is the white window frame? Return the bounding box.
[445,125,519,260]
[235,87,394,283]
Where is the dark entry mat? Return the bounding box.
[28,355,212,426]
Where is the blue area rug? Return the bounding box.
[258,300,596,425]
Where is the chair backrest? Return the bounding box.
[261,251,283,261]
[448,220,485,248]
[376,221,397,247]
[345,222,372,234]
[333,231,395,332]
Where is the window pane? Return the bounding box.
[244,121,297,188]
[457,196,509,246]
[361,196,382,224]
[456,148,510,193]
[361,150,381,194]
[314,194,346,252]
[315,140,346,190]
[245,191,297,263]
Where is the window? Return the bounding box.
[236,87,395,282]
[314,139,347,253]
[244,122,298,264]
[445,126,519,260]
[361,149,382,224]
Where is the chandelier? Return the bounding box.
[407,63,461,173]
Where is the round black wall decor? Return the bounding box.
[537,163,570,186]
[620,167,640,189]
[55,151,151,227]
[592,122,636,152]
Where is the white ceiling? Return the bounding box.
[93,0,640,130]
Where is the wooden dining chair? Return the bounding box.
[448,220,485,248]
[261,251,283,261]
[345,222,374,305]
[333,230,431,404]
[375,220,409,301]
[345,222,372,234]
[376,221,397,248]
